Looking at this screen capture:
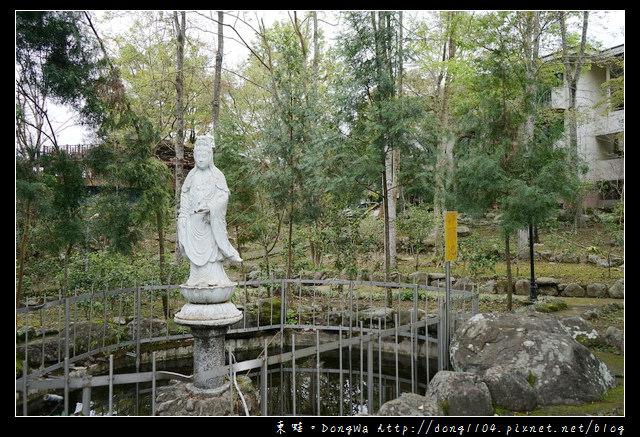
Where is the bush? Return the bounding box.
[60,250,188,294]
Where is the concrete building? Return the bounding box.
[549,44,624,208]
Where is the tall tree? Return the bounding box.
[452,11,584,310]
[173,11,187,262]
[432,11,460,259]
[16,11,110,305]
[336,11,424,305]
[559,11,590,229]
[255,15,324,281]
[212,11,224,132]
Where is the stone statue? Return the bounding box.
[174,135,244,393]
[178,136,242,288]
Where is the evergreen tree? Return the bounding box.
[452,11,585,309]
[334,11,426,305]
[16,11,111,305]
[250,15,328,281]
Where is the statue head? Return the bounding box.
[193,135,215,170]
[194,135,215,151]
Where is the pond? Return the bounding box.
[21,347,436,416]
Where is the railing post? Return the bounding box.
[339,325,343,416]
[64,298,70,415]
[425,317,430,395]
[316,330,321,415]
[64,357,70,416]
[151,351,157,416]
[135,283,142,416]
[81,375,91,416]
[394,314,399,398]
[228,347,233,414]
[22,357,28,416]
[367,335,374,414]
[377,319,382,408]
[359,322,364,409]
[291,332,296,416]
[261,338,268,416]
[108,354,114,416]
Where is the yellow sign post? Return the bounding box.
[444,211,458,261]
[442,211,457,370]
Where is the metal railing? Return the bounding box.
[16,278,478,416]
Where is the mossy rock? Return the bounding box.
[255,297,282,325]
[533,299,568,313]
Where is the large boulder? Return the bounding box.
[424,371,493,416]
[586,283,608,298]
[604,326,624,353]
[481,365,537,412]
[561,282,585,297]
[608,279,624,299]
[377,393,443,416]
[450,312,616,407]
[558,316,600,346]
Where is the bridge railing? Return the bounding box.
[39,144,96,156]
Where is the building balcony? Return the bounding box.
[592,109,624,137]
[587,156,624,184]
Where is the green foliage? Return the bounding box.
[30,151,89,254]
[16,11,110,125]
[451,12,585,235]
[62,250,188,293]
[598,201,624,247]
[110,11,213,137]
[17,11,623,306]
[319,205,380,278]
[398,203,434,268]
[528,370,536,387]
[459,235,500,280]
[214,116,262,249]
[84,112,172,256]
[90,191,142,255]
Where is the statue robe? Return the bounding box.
[178,164,240,286]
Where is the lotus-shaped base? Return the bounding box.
[180,283,236,304]
[174,301,242,327]
[175,283,242,327]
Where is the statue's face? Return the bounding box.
[194,148,211,169]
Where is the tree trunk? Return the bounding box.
[212,11,223,131]
[505,233,513,311]
[156,208,169,318]
[385,150,398,270]
[173,11,186,263]
[16,198,32,308]
[521,11,540,145]
[560,11,589,229]
[371,11,399,276]
[517,11,541,254]
[382,167,393,307]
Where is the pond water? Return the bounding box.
[21,348,436,416]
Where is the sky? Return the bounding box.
[49,10,625,145]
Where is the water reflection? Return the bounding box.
[261,348,434,416]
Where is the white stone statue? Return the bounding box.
[178,136,242,288]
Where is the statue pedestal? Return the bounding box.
[155,375,260,416]
[174,284,242,392]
